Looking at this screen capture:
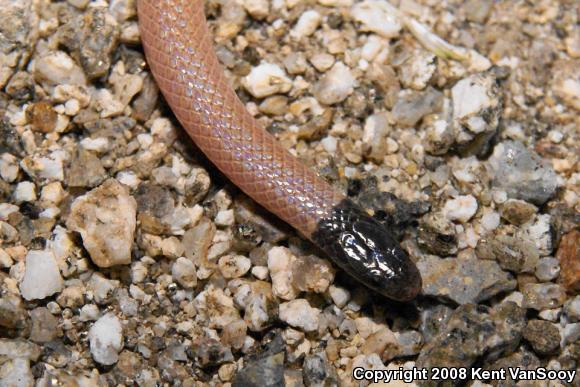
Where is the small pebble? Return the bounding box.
[242,63,292,98]
[475,235,539,274]
[215,209,235,227]
[0,154,19,183]
[518,214,553,256]
[480,212,500,231]
[29,307,60,343]
[14,181,36,203]
[351,0,402,38]
[487,141,558,205]
[417,255,516,304]
[312,62,355,105]
[500,199,537,225]
[218,255,252,279]
[34,51,87,87]
[523,320,561,355]
[172,257,198,288]
[291,10,321,39]
[19,250,64,301]
[251,265,269,280]
[329,285,350,308]
[564,296,580,322]
[79,304,100,322]
[535,257,560,282]
[26,101,57,133]
[89,313,123,365]
[522,283,567,311]
[443,195,478,223]
[279,299,320,332]
[291,255,335,293]
[66,179,137,268]
[556,230,579,293]
[243,0,269,19]
[309,53,335,72]
[538,308,561,322]
[268,247,299,300]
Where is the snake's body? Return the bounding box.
[138,0,421,301]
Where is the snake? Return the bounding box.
[137,0,422,301]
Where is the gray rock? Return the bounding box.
[487,141,558,205]
[0,338,41,385]
[535,257,560,282]
[117,289,138,317]
[475,235,539,273]
[417,213,458,256]
[233,334,285,387]
[417,255,517,304]
[234,196,289,244]
[362,112,391,162]
[452,72,501,156]
[34,51,87,87]
[0,357,34,387]
[29,307,60,343]
[0,0,38,88]
[423,115,454,156]
[392,87,443,127]
[522,283,567,311]
[135,182,175,234]
[486,348,540,387]
[66,149,106,188]
[523,320,560,355]
[416,302,526,385]
[392,330,423,359]
[321,305,345,332]
[564,296,580,322]
[285,369,304,387]
[0,118,24,157]
[132,74,159,122]
[0,338,41,360]
[189,338,234,368]
[240,281,277,332]
[303,351,338,387]
[561,322,580,346]
[420,304,453,343]
[58,7,120,79]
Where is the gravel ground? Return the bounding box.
[0,0,578,386]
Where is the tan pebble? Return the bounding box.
[26,101,57,133]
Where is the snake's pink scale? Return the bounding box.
[137,0,345,238]
[138,0,422,301]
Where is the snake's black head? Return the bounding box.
[313,200,422,302]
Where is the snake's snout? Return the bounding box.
[378,247,422,302]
